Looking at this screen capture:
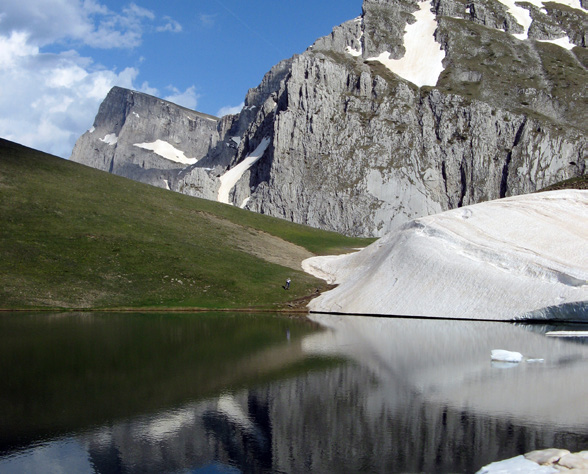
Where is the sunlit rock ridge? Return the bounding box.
[70,87,222,191]
[71,0,587,237]
[303,190,588,321]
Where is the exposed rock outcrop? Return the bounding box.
[70,87,221,192]
[71,0,587,237]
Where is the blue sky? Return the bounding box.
[0,0,362,157]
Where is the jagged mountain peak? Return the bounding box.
[71,0,586,237]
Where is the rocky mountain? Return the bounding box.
[71,0,587,237]
[70,86,221,190]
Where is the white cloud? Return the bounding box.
[164,86,199,110]
[0,0,156,49]
[85,2,156,49]
[0,56,139,157]
[0,31,38,69]
[138,81,159,97]
[217,102,245,117]
[0,26,142,157]
[157,16,182,33]
[0,1,193,158]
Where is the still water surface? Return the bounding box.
[1,312,588,473]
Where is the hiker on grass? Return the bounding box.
[285,278,291,290]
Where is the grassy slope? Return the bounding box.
[0,139,372,310]
[539,174,588,191]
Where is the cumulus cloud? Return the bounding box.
[0,0,188,157]
[217,102,245,117]
[0,0,156,49]
[0,32,140,156]
[164,86,199,110]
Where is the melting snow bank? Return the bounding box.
[218,137,270,204]
[478,449,588,473]
[303,190,588,321]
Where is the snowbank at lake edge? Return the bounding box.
[302,190,588,321]
[477,448,588,473]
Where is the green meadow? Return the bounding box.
[0,139,372,310]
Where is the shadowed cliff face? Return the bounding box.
[71,0,587,237]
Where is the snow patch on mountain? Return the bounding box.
[218,137,270,204]
[346,45,363,57]
[304,190,588,321]
[537,36,576,50]
[497,0,584,40]
[99,133,118,145]
[367,1,445,87]
[133,140,198,165]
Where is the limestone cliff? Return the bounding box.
[71,0,587,237]
[70,87,221,192]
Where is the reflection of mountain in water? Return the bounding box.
[79,363,588,473]
[83,394,274,474]
[4,316,588,473]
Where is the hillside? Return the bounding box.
[0,139,371,310]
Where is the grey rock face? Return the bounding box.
[70,87,221,191]
[71,0,587,237]
[228,0,587,236]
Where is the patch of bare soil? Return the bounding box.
[205,215,315,270]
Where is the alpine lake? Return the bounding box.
[1,311,588,473]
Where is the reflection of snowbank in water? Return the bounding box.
[304,190,588,321]
[303,314,588,428]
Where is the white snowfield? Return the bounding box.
[303,190,588,321]
[99,133,118,146]
[537,36,576,50]
[367,1,446,87]
[496,0,583,43]
[491,349,523,362]
[348,0,582,87]
[218,137,270,205]
[133,140,198,165]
